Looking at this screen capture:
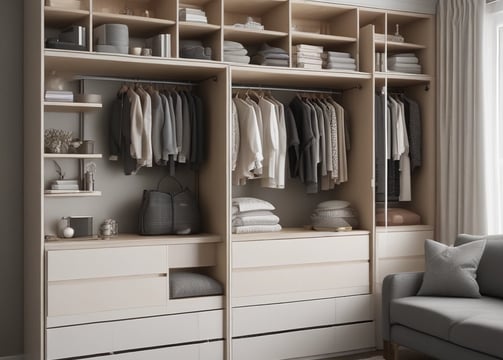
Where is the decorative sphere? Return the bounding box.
[63,227,75,238]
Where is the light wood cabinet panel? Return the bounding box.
[26,1,436,359]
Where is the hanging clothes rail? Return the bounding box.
[232,84,342,95]
[76,75,196,86]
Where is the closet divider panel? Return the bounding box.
[25,0,45,358]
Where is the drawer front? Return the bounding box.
[46,310,223,360]
[233,294,373,337]
[232,262,369,299]
[86,340,224,360]
[47,246,167,281]
[232,322,375,360]
[233,235,369,269]
[47,276,168,317]
[377,230,432,259]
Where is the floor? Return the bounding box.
[328,347,436,360]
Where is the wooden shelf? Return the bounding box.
[224,0,287,15]
[179,21,221,38]
[44,49,227,82]
[231,64,370,89]
[92,12,175,36]
[232,227,370,242]
[44,190,102,197]
[375,72,431,88]
[224,26,288,44]
[291,31,356,47]
[375,39,426,52]
[44,6,89,26]
[291,1,354,19]
[44,153,103,159]
[44,101,102,112]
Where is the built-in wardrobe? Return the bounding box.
[24,1,435,359]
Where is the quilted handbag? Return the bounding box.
[138,176,201,235]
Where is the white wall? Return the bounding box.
[0,0,24,357]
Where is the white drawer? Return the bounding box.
[376,230,432,259]
[233,235,369,269]
[85,340,224,360]
[232,294,373,337]
[232,322,375,360]
[232,261,370,302]
[46,310,223,360]
[47,275,168,317]
[47,246,167,281]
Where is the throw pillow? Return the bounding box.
[417,239,486,298]
[170,271,223,299]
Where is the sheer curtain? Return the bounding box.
[484,1,503,234]
[437,0,487,244]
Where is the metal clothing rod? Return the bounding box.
[232,84,341,95]
[77,75,196,86]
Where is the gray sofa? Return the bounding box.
[382,234,503,360]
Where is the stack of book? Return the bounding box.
[47,179,80,194]
[179,8,208,23]
[322,51,357,71]
[292,44,323,70]
[45,90,74,102]
[387,53,421,74]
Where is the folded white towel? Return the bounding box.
[232,224,282,234]
[232,211,280,226]
[232,197,275,213]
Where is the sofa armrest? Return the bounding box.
[382,272,424,341]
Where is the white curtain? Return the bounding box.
[437,0,487,244]
[484,2,503,234]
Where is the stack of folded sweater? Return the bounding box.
[179,40,212,60]
[322,51,357,71]
[232,197,281,234]
[293,44,323,70]
[251,43,289,67]
[387,53,421,74]
[223,41,250,64]
[311,200,359,231]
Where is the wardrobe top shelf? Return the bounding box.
[232,228,370,242]
[44,101,102,112]
[45,233,222,250]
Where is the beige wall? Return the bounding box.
[0,0,24,357]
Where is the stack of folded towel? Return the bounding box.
[179,7,208,23]
[179,40,212,60]
[293,44,323,70]
[387,53,421,74]
[232,197,282,234]
[322,51,357,71]
[251,43,289,67]
[223,41,250,64]
[311,200,359,231]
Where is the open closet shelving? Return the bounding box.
[24,1,436,359]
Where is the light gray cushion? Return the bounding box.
[390,296,503,341]
[455,234,503,299]
[417,239,486,298]
[450,312,503,358]
[170,271,223,299]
